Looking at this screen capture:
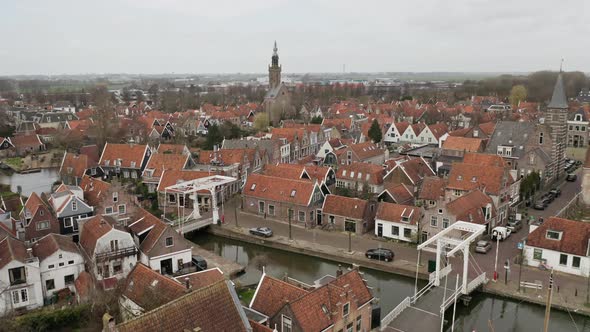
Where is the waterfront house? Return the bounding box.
[374,202,423,243]
[524,217,590,277]
[250,267,373,332]
[99,143,151,179]
[141,152,193,193]
[48,184,93,241]
[262,163,335,194]
[59,151,102,186]
[242,173,324,227]
[128,208,192,275]
[321,194,376,234]
[32,233,85,300]
[80,175,139,225]
[10,134,45,156]
[0,236,43,315]
[0,137,15,157]
[78,215,137,288]
[18,192,60,244]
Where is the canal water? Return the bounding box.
[191,233,590,332]
[0,168,59,196]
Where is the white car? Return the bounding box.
[491,226,511,241]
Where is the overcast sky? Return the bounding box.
[1,0,588,75]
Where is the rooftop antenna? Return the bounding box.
[560,58,564,73]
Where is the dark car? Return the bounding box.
[549,188,561,197]
[533,201,545,210]
[192,255,207,271]
[507,219,523,233]
[365,248,394,262]
[249,227,273,237]
[566,174,577,182]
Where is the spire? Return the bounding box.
[548,71,568,109]
[273,40,278,56]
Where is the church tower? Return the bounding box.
[545,69,568,180]
[269,41,281,89]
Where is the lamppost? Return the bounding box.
[288,208,293,241]
[493,234,500,281]
[348,230,352,253]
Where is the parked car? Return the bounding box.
[491,226,511,241]
[533,200,545,210]
[249,227,273,237]
[365,248,394,262]
[549,188,561,197]
[566,174,577,182]
[192,255,207,271]
[475,240,492,254]
[507,219,523,233]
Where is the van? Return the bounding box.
[491,226,511,241]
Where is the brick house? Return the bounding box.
[48,184,94,241]
[441,136,485,158]
[59,151,103,186]
[375,202,423,243]
[18,193,60,244]
[10,134,45,156]
[242,173,325,227]
[382,156,435,189]
[99,143,151,179]
[250,268,373,332]
[0,137,16,158]
[335,162,386,196]
[79,175,139,225]
[321,194,376,234]
[141,152,193,193]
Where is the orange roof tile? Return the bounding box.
[322,195,368,220]
[244,173,318,206]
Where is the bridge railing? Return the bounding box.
[466,272,487,294]
[411,282,434,304]
[429,264,452,283]
[381,296,411,330]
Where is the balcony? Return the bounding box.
[95,246,137,262]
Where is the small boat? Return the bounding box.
[19,168,42,174]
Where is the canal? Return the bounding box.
[191,233,590,332]
[0,168,59,196]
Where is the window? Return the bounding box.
[268,205,275,216]
[438,209,443,214]
[404,228,412,238]
[105,206,113,214]
[298,211,305,222]
[345,220,356,233]
[178,258,184,269]
[113,261,122,274]
[40,209,44,216]
[113,192,118,202]
[259,201,265,214]
[453,189,462,196]
[90,167,97,176]
[59,262,65,267]
[343,302,350,317]
[533,248,543,261]
[12,289,27,304]
[430,216,438,227]
[346,322,354,332]
[250,183,256,191]
[118,204,126,214]
[46,279,55,291]
[48,264,55,269]
[68,260,74,265]
[392,226,399,236]
[290,190,296,197]
[12,290,19,304]
[37,221,50,230]
[64,274,75,285]
[168,194,176,203]
[356,316,362,331]
[9,267,26,285]
[539,132,544,144]
[130,161,136,168]
[165,237,174,247]
[282,315,292,332]
[71,200,77,211]
[573,256,581,268]
[64,217,73,228]
[546,230,562,240]
[59,253,62,259]
[110,240,119,251]
[442,218,450,229]
[559,254,568,266]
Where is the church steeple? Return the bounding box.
[548,70,568,109]
[269,41,281,89]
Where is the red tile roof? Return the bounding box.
[479,122,496,136]
[11,134,43,148]
[143,153,188,178]
[250,274,309,317]
[446,190,495,225]
[526,217,590,256]
[418,176,446,201]
[244,173,318,206]
[157,144,187,155]
[74,271,93,300]
[442,136,484,152]
[123,263,186,309]
[322,195,368,220]
[32,233,81,261]
[80,175,111,206]
[376,202,421,225]
[99,143,148,169]
[462,153,507,168]
[79,215,117,256]
[447,163,507,195]
[198,148,253,165]
[0,236,28,269]
[60,152,90,179]
[173,268,225,290]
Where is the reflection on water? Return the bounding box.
[0,168,59,196]
[191,233,590,332]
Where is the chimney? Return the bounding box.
[336,264,343,277]
[185,277,191,290]
[26,248,33,258]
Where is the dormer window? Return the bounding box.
[72,200,77,211]
[457,175,463,181]
[471,176,477,182]
[576,114,582,121]
[350,171,355,178]
[104,160,110,166]
[250,184,256,191]
[290,190,296,197]
[546,230,562,240]
[130,161,136,168]
[113,192,118,202]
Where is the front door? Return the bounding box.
[377,223,383,237]
[160,258,173,275]
[317,210,322,225]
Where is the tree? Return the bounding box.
[368,119,382,143]
[253,113,270,132]
[509,85,527,106]
[203,124,223,150]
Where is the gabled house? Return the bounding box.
[142,152,193,193]
[335,162,386,195]
[80,176,139,224]
[262,163,335,194]
[375,202,422,243]
[99,143,151,179]
[18,193,60,244]
[31,233,85,300]
[378,183,414,205]
[79,215,137,287]
[242,173,325,227]
[156,170,226,214]
[10,134,45,156]
[441,136,485,158]
[0,137,15,157]
[417,123,448,146]
[48,184,93,240]
[0,236,43,315]
[321,195,376,234]
[524,217,590,277]
[383,156,435,189]
[250,268,373,332]
[59,151,102,186]
[128,208,192,275]
[383,122,410,145]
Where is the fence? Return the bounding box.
[381,296,411,330]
